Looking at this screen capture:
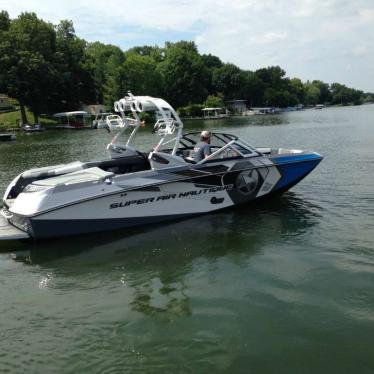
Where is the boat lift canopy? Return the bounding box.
[202,107,226,119]
[202,107,223,111]
[53,111,91,128]
[53,111,90,118]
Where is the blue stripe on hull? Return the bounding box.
[271,153,322,165]
[273,158,322,191]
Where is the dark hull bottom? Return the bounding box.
[30,213,197,239]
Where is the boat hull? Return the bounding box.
[15,154,322,239]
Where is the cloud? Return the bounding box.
[251,32,288,45]
[359,8,374,22]
[3,0,374,91]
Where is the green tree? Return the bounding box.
[289,78,305,104]
[255,66,292,106]
[0,12,57,123]
[0,11,10,93]
[177,103,204,117]
[53,20,96,112]
[201,53,223,70]
[127,45,164,63]
[304,82,321,106]
[201,54,223,95]
[0,10,10,32]
[242,71,263,107]
[255,66,286,87]
[157,41,209,107]
[204,93,225,108]
[253,67,300,107]
[212,63,246,100]
[118,52,163,98]
[330,83,363,105]
[331,83,347,105]
[312,80,331,104]
[86,41,124,105]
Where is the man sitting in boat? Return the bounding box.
[192,131,212,162]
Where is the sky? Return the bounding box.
[2,0,374,92]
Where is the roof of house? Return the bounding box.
[53,111,90,117]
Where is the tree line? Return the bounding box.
[0,11,373,123]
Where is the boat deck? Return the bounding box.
[0,214,29,240]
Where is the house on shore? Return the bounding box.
[81,104,107,116]
[225,99,248,114]
[0,94,11,110]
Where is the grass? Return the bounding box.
[0,108,57,130]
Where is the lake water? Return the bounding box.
[0,105,373,373]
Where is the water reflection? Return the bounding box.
[7,193,321,261]
[4,194,321,318]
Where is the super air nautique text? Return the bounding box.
[110,185,233,209]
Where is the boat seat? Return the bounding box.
[21,161,86,180]
[89,154,151,174]
[6,162,88,199]
[33,167,115,186]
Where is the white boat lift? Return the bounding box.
[53,111,91,129]
[202,107,229,120]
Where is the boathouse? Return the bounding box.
[81,104,107,115]
[0,94,11,110]
[225,99,248,114]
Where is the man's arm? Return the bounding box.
[203,143,211,159]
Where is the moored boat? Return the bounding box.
[92,112,113,129]
[0,133,16,141]
[23,124,44,132]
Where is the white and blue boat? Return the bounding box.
[1,94,322,240]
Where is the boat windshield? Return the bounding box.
[180,132,235,148]
[178,132,256,155]
[156,131,257,162]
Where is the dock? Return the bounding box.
[0,133,16,141]
[0,214,29,240]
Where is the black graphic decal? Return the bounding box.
[236,170,259,196]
